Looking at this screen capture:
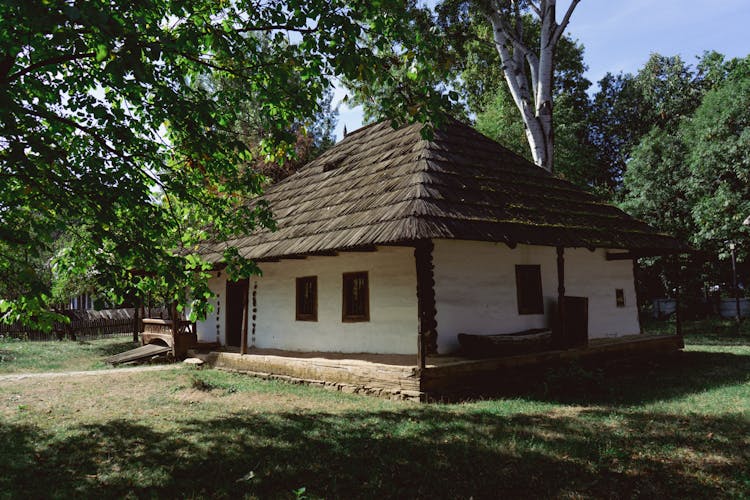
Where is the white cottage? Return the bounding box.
[193,118,684,370]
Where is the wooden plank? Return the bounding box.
[555,246,565,348]
[105,343,170,365]
[241,280,249,355]
[414,240,437,370]
[201,351,420,391]
[606,252,634,261]
[341,245,377,253]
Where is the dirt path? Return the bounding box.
[0,364,180,382]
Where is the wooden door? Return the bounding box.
[225,279,248,348]
[563,296,588,347]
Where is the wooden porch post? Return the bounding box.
[414,240,437,370]
[555,246,565,348]
[633,258,644,334]
[170,301,178,338]
[132,298,140,343]
[674,255,682,337]
[240,280,249,355]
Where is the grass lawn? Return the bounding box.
[1,325,749,498]
[0,336,139,374]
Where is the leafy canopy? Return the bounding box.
[621,54,750,298]
[0,0,438,327]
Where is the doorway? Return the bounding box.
[225,279,248,348]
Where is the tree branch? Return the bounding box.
[526,51,540,94]
[235,24,319,34]
[24,107,120,156]
[22,106,173,195]
[488,13,534,117]
[490,5,533,60]
[528,1,542,18]
[173,50,262,79]
[6,52,95,83]
[553,0,581,45]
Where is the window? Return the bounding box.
[295,276,317,321]
[615,288,625,308]
[342,271,369,322]
[515,265,544,315]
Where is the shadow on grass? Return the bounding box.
[1,406,748,499]
[452,348,750,406]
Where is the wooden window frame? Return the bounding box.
[515,265,544,315]
[615,288,625,308]
[342,271,370,322]
[295,276,318,321]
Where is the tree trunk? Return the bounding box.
[487,0,580,173]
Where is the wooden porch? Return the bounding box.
[188,333,684,401]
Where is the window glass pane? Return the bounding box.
[343,272,368,321]
[295,276,317,320]
[515,265,543,315]
[615,288,625,307]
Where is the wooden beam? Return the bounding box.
[251,282,258,347]
[633,259,644,334]
[555,246,565,349]
[132,298,140,343]
[414,240,438,370]
[170,301,178,356]
[674,256,682,337]
[341,245,377,253]
[240,280,249,355]
[606,252,635,261]
[309,250,338,257]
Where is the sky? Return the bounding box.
[332,0,750,140]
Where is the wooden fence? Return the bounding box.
[0,307,169,341]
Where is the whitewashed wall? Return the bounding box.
[193,240,639,356]
[193,249,418,353]
[250,246,418,354]
[249,246,418,354]
[193,272,227,345]
[564,247,640,339]
[432,240,640,354]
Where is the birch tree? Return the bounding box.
[485,0,580,172]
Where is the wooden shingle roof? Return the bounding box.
[199,118,685,262]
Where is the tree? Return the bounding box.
[457,0,581,172]
[683,58,750,259]
[204,70,338,183]
[589,52,729,193]
[0,0,436,327]
[621,129,693,244]
[463,18,600,187]
[349,1,591,180]
[343,3,461,129]
[619,54,750,302]
[619,52,748,249]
